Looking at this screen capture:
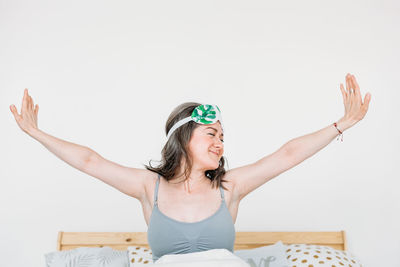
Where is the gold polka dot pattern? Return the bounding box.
[285,244,362,267]
[127,246,153,266]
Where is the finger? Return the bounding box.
[364,93,371,107]
[10,104,21,121]
[351,74,360,90]
[10,104,18,115]
[30,96,34,110]
[28,95,33,110]
[34,104,39,116]
[21,89,28,114]
[346,74,352,94]
[351,75,362,103]
[340,83,347,103]
[361,93,371,115]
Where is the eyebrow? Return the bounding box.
[205,127,224,137]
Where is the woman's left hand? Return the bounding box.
[339,73,371,129]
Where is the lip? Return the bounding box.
[209,151,219,157]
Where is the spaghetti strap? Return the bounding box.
[154,174,160,206]
[219,186,225,201]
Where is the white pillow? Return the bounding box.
[155,249,249,267]
[127,246,153,266]
[156,248,242,263]
[285,244,363,266]
[44,247,128,267]
[234,241,290,267]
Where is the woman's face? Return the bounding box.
[187,122,224,171]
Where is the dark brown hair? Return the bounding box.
[144,102,228,189]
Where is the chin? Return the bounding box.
[209,161,220,170]
[201,161,219,171]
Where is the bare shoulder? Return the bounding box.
[220,171,240,205]
[142,169,158,190]
[140,170,159,206]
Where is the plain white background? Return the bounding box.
[1,0,399,266]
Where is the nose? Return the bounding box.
[214,138,223,148]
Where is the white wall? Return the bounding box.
[1,0,399,266]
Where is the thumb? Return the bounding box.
[10,105,21,121]
[364,93,372,105]
[361,93,371,113]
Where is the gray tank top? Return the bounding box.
[147,174,235,261]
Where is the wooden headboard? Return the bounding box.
[57,231,347,251]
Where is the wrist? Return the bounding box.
[336,118,354,132]
[27,127,41,139]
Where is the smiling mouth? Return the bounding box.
[210,151,219,157]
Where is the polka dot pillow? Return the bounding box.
[285,244,362,267]
[127,246,153,266]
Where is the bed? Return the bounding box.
[57,230,347,251]
[49,231,363,267]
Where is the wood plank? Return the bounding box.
[58,231,346,251]
[60,232,148,245]
[235,231,344,244]
[61,245,149,251]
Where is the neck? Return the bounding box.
[170,164,211,193]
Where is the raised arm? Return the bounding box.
[228,74,372,201]
[10,89,148,200]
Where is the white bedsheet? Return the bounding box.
[152,249,250,267]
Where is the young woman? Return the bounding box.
[10,73,371,261]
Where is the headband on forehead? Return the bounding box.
[166,104,224,140]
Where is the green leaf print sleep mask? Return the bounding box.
[166,104,224,140]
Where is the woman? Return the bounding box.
[10,73,371,261]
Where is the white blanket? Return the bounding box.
[152,249,250,267]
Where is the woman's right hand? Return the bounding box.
[10,88,39,135]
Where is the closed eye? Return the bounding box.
[208,133,224,143]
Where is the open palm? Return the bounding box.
[339,74,371,127]
[10,88,39,135]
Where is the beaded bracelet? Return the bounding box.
[333,122,343,142]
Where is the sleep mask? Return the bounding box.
[166,104,224,140]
